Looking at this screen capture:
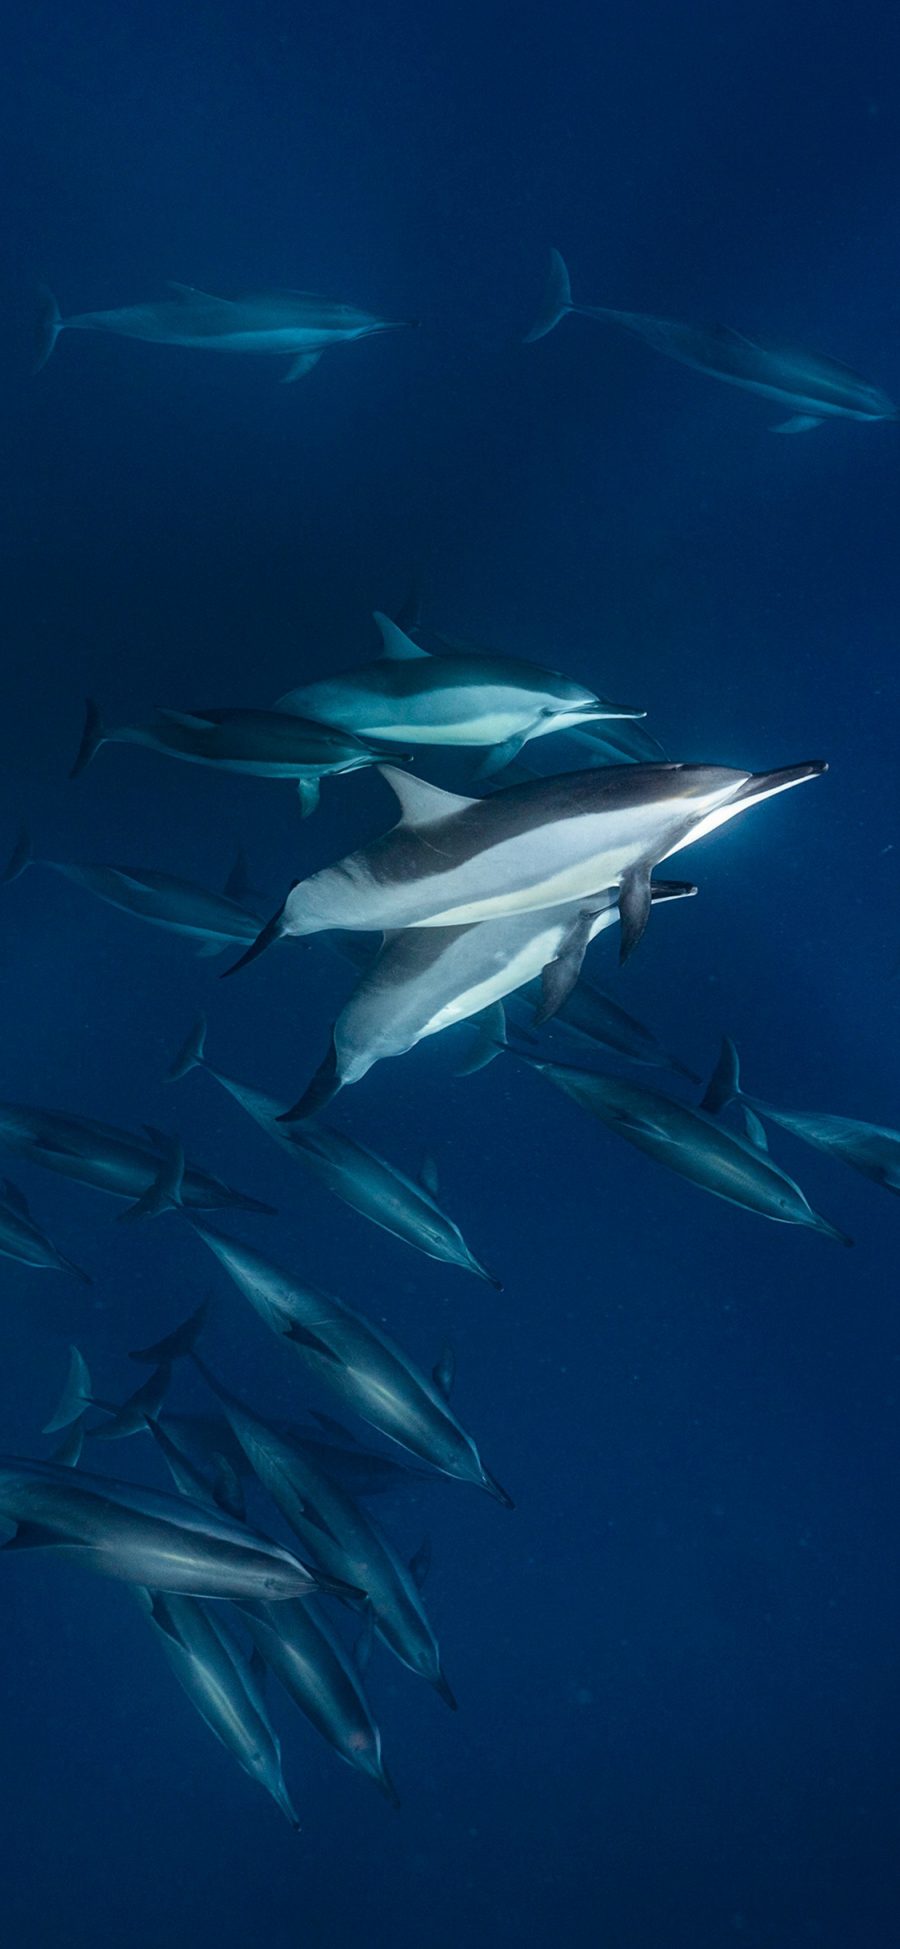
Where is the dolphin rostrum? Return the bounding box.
[515,1053,851,1242]
[226,758,826,975]
[275,610,645,776]
[35,283,417,381]
[2,829,264,955]
[0,1178,91,1283]
[702,1035,900,1196]
[0,1098,274,1216]
[136,1587,300,1827]
[241,1598,398,1804]
[526,250,897,431]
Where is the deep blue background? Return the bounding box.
[1,2,899,1944]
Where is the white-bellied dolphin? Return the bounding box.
[241,1598,397,1804]
[2,829,264,955]
[526,250,897,431]
[702,1035,900,1196]
[0,1098,274,1215]
[0,1178,91,1283]
[35,284,417,380]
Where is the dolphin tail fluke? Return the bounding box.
[118,1136,185,1222]
[130,1294,210,1365]
[167,1014,208,1082]
[523,248,573,343]
[0,824,33,885]
[700,1035,743,1115]
[70,699,106,778]
[43,1344,92,1433]
[277,1040,342,1123]
[33,286,62,373]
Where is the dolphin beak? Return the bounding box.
[731,759,827,805]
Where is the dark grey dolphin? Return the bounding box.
[0,1178,91,1283]
[0,1455,330,1598]
[168,1017,500,1284]
[241,1598,397,1804]
[2,830,264,955]
[136,1587,300,1827]
[226,758,825,975]
[141,1410,431,1501]
[0,1099,273,1215]
[35,283,417,381]
[275,610,644,777]
[187,1222,512,1502]
[703,1036,900,1196]
[516,970,698,1079]
[526,250,897,431]
[516,1053,851,1242]
[71,702,384,815]
[193,1360,456,1707]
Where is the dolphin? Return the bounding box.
[526,250,898,431]
[0,1455,336,1598]
[167,1017,500,1283]
[2,830,264,955]
[275,610,645,777]
[34,283,417,381]
[702,1035,900,1196]
[136,1587,300,1827]
[138,1410,432,1501]
[515,1053,851,1241]
[0,1099,274,1215]
[0,1178,91,1283]
[281,881,696,1118]
[226,758,826,975]
[517,970,699,1079]
[186,1222,512,1502]
[192,1359,456,1707]
[241,1598,397,1804]
[70,701,385,814]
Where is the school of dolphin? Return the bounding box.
[4,255,897,1830]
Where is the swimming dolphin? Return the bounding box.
[70,701,385,814]
[281,881,696,1118]
[275,611,645,777]
[526,250,897,431]
[34,283,417,381]
[168,1017,500,1283]
[186,1222,512,1502]
[515,1053,851,1241]
[136,1587,300,1827]
[138,1409,432,1502]
[0,1178,91,1283]
[0,1455,332,1598]
[702,1036,900,1196]
[241,1598,397,1803]
[192,1359,456,1707]
[517,970,698,1079]
[2,830,264,955]
[0,1098,273,1215]
[226,758,826,975]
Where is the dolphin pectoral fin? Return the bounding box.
[524,248,573,342]
[618,866,652,963]
[409,1537,432,1588]
[283,350,324,381]
[455,1001,508,1076]
[372,612,431,659]
[741,1107,769,1151]
[296,777,321,817]
[534,906,602,1026]
[284,1321,341,1362]
[700,1035,742,1114]
[475,731,529,779]
[770,414,823,433]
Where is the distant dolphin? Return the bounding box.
[275,610,645,777]
[70,701,385,814]
[526,250,897,431]
[136,1587,300,1827]
[0,1178,91,1283]
[34,283,417,381]
[226,758,826,975]
[282,881,696,1118]
[0,1098,273,1215]
[702,1035,900,1196]
[516,1053,851,1242]
[2,830,264,955]
[241,1598,397,1804]
[511,971,698,1080]
[168,1017,500,1284]
[137,1408,433,1501]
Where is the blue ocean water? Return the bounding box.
[1,2,899,1944]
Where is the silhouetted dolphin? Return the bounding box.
[241,1598,397,1803]
[0,1098,273,1215]
[0,1179,91,1282]
[703,1036,900,1196]
[526,250,897,431]
[2,830,264,954]
[35,283,417,380]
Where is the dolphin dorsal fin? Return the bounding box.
[379,766,477,826]
[373,611,431,660]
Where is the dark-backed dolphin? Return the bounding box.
[0,1099,273,1215]
[241,1598,397,1803]
[526,250,897,431]
[2,830,264,955]
[703,1036,900,1196]
[0,1178,91,1283]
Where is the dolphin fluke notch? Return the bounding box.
[70,699,106,778]
[524,249,573,342]
[33,286,62,373]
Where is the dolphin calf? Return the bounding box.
[136,1587,300,1827]
[193,1360,456,1707]
[516,1055,850,1241]
[168,1017,500,1283]
[0,1178,91,1283]
[0,1098,273,1215]
[187,1223,512,1502]
[0,1455,332,1598]
[281,881,696,1119]
[227,758,826,976]
[70,701,384,814]
[35,283,417,381]
[2,829,264,955]
[703,1036,900,1196]
[241,1599,397,1803]
[275,610,645,777]
[526,250,897,431]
